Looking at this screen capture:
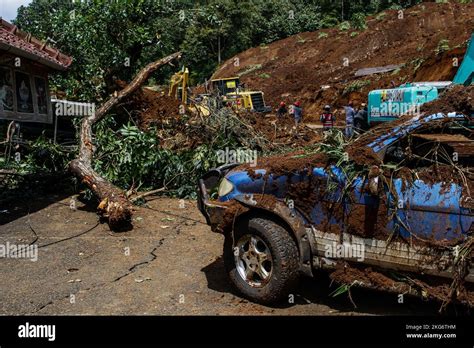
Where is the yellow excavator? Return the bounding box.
[168,67,213,116]
[169,67,271,114]
[168,67,189,104]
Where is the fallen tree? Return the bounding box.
[69,52,182,229]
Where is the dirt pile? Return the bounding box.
[123,84,323,150]
[237,111,323,147]
[125,86,182,129]
[420,84,474,116]
[213,1,474,122]
[238,83,473,179]
[240,151,327,180]
[329,262,474,309]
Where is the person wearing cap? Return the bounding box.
[320,104,335,130]
[293,101,303,127]
[276,101,287,118]
[344,100,356,138]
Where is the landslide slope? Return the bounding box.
[212,1,474,122]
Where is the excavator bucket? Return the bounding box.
[453,33,474,86]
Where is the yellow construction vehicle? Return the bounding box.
[169,68,271,114]
[169,67,213,116]
[168,67,189,104]
[209,77,271,113]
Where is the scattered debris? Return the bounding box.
[212,2,474,121]
[354,64,403,77]
[232,85,473,309]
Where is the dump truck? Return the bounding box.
[354,34,474,130]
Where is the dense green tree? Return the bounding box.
[15,0,189,100]
[13,0,423,100]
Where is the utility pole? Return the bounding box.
[218,34,221,64]
[341,0,344,21]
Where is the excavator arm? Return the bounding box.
[169,67,189,104]
[453,34,474,86]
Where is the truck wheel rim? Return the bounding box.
[235,234,273,287]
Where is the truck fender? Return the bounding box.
[232,194,314,277]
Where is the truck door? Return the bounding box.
[403,179,472,241]
[344,175,409,239]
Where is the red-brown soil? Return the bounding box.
[124,85,323,150]
[420,84,474,116]
[124,86,182,129]
[212,2,474,122]
[329,262,474,309]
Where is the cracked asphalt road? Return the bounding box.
[0,193,444,315]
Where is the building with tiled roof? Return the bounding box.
[0,18,72,124]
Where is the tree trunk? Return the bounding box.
[69,52,182,230]
[218,35,221,64]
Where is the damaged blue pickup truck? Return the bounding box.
[198,112,473,306]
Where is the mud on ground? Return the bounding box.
[0,190,464,315]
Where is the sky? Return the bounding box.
[0,0,32,22]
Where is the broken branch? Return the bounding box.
[69,52,182,230]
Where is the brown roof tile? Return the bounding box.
[0,19,72,70]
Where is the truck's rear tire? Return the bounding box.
[223,216,300,304]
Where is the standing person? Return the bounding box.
[354,103,368,132]
[320,105,335,130]
[293,101,303,128]
[344,101,356,138]
[276,101,287,118]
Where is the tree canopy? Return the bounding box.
[14,0,422,102]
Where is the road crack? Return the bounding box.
[31,238,165,314]
[113,238,164,282]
